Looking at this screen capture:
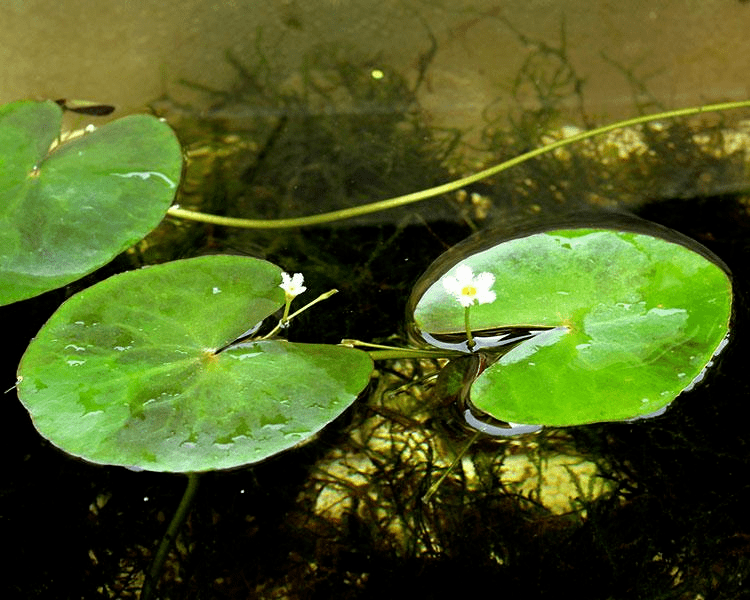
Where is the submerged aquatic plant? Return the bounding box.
[164,98,750,229]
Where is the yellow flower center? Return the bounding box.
[461,285,477,297]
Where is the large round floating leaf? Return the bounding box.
[16,255,374,472]
[0,100,183,306]
[411,224,732,426]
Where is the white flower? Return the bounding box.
[280,272,306,298]
[441,264,496,308]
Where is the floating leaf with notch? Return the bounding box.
[16,255,374,472]
[410,222,732,426]
[0,99,183,305]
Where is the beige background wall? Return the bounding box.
[1,0,748,129]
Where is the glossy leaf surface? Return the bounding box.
[17,256,373,472]
[0,100,182,305]
[413,228,732,426]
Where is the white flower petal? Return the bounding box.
[280,272,307,297]
[458,295,475,308]
[441,275,460,295]
[440,264,497,308]
[474,271,495,292]
[454,264,475,286]
[475,289,496,305]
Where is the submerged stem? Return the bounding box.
[422,431,482,503]
[141,473,201,600]
[168,99,750,229]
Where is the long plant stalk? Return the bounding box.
[167,99,750,229]
[141,473,201,600]
[422,431,481,502]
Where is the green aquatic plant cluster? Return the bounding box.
[3,97,741,460]
[1,97,743,597]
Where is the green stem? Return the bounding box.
[280,297,292,324]
[339,339,466,360]
[465,306,475,351]
[365,348,465,360]
[260,289,338,340]
[141,473,201,600]
[422,430,481,503]
[167,99,750,230]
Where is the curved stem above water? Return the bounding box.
[167,99,750,229]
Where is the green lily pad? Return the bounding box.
[16,255,373,472]
[411,224,732,426]
[0,100,183,306]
